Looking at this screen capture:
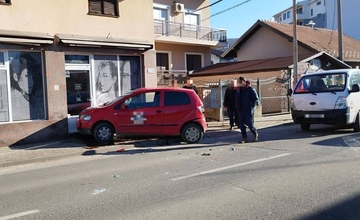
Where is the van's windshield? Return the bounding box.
[294,72,347,94]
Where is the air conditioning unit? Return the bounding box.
[174,3,185,14]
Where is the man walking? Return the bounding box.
[235,77,259,143]
[223,79,238,130]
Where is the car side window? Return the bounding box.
[164,91,190,106]
[349,72,360,88]
[125,92,160,109]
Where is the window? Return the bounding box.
[164,91,190,106]
[287,11,291,19]
[317,1,321,5]
[5,51,45,121]
[186,54,202,72]
[88,0,118,16]
[125,92,160,109]
[0,0,10,4]
[297,7,303,14]
[283,13,286,20]
[156,53,169,71]
[311,9,313,16]
[0,52,4,65]
[65,55,89,64]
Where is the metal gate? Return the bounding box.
[192,76,290,121]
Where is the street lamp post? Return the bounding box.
[293,0,298,85]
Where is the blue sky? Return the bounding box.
[209,0,294,39]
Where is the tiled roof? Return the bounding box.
[191,52,350,76]
[223,20,360,62]
[192,54,312,76]
[261,20,360,61]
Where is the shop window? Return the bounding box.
[88,0,118,17]
[119,56,141,95]
[8,51,45,121]
[65,55,89,64]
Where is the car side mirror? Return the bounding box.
[351,84,360,93]
[287,88,293,96]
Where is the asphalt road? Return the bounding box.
[1,123,360,220]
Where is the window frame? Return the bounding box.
[88,0,119,17]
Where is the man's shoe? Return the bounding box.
[229,126,233,130]
[239,138,248,143]
[253,132,259,142]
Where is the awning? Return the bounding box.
[0,37,53,45]
[61,39,152,49]
[56,34,153,50]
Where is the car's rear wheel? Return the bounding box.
[301,123,310,131]
[354,112,360,132]
[93,122,114,143]
[181,123,203,144]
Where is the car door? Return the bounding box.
[162,91,192,134]
[115,91,163,135]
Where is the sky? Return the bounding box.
[209,0,295,39]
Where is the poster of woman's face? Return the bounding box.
[9,51,44,121]
[119,56,140,95]
[94,55,118,105]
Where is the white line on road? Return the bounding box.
[0,209,40,220]
[171,153,292,181]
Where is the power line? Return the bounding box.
[202,0,252,21]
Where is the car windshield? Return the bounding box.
[294,72,347,94]
[103,91,135,106]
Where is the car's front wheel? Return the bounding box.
[93,122,114,143]
[181,123,203,144]
[354,112,360,132]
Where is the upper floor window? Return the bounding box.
[282,13,286,20]
[317,1,321,6]
[88,0,118,16]
[311,9,314,16]
[0,0,10,4]
[297,7,303,14]
[287,11,291,19]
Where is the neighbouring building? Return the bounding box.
[153,0,227,85]
[0,0,226,147]
[189,20,359,118]
[273,0,360,41]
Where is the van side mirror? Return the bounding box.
[351,84,360,93]
[287,89,293,96]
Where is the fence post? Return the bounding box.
[219,79,224,122]
[257,78,261,101]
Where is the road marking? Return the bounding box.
[0,209,40,220]
[171,153,291,181]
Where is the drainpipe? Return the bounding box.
[292,0,299,84]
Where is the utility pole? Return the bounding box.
[337,0,343,61]
[293,0,298,84]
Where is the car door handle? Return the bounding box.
[156,110,162,113]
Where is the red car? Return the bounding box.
[77,87,207,144]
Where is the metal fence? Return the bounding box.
[192,77,290,121]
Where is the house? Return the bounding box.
[154,0,227,85]
[0,0,227,147]
[273,0,360,41]
[189,19,359,118]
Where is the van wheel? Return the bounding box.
[354,112,360,132]
[93,122,114,143]
[181,123,203,144]
[301,123,310,131]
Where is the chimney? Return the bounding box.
[307,20,316,29]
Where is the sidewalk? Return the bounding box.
[0,113,294,168]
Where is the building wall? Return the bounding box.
[155,42,211,71]
[236,28,310,61]
[0,0,154,43]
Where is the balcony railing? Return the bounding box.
[154,19,227,42]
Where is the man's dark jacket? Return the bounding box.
[223,87,237,109]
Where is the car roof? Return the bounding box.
[133,87,194,93]
[303,69,359,76]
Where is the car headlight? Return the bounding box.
[334,96,347,109]
[80,114,91,121]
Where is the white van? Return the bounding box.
[289,69,360,131]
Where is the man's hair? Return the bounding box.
[239,76,245,82]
